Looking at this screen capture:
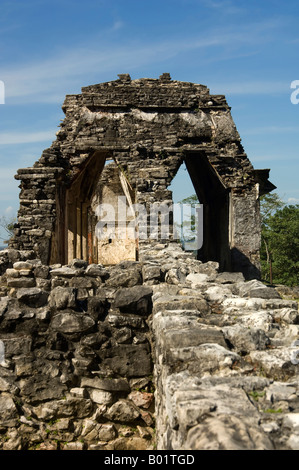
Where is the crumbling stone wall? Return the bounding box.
[0,251,155,450]
[145,244,299,451]
[1,242,299,450]
[10,74,275,279]
[2,74,289,451]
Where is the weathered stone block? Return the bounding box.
[222,324,271,354]
[69,277,95,289]
[70,387,88,398]
[0,297,9,317]
[88,389,115,405]
[16,287,48,307]
[106,266,143,288]
[13,261,33,271]
[238,280,281,299]
[51,311,95,335]
[185,414,274,450]
[69,258,88,269]
[48,286,76,310]
[50,266,79,277]
[104,399,140,423]
[34,264,50,279]
[0,396,19,426]
[81,377,130,393]
[99,344,152,377]
[142,264,163,283]
[129,391,154,409]
[98,424,117,441]
[114,286,153,315]
[113,326,133,344]
[153,294,210,315]
[162,326,228,350]
[216,272,245,284]
[107,313,146,329]
[1,334,32,358]
[35,398,93,420]
[18,376,68,404]
[85,264,108,279]
[7,277,36,288]
[6,268,19,278]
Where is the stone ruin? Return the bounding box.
[2,75,299,451]
[10,73,275,279]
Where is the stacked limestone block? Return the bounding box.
[9,75,274,276]
[1,242,298,450]
[0,251,155,450]
[144,244,299,450]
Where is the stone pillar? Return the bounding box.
[10,167,63,264]
[229,185,261,279]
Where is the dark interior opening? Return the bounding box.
[50,151,107,265]
[184,152,231,272]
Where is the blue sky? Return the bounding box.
[0,0,298,240]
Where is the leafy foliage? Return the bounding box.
[260,193,299,286]
[176,194,200,250]
[177,192,299,287]
[0,215,16,242]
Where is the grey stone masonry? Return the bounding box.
[9,74,275,279]
[0,243,299,450]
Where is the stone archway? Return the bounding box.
[11,74,276,278]
[51,151,139,266]
[183,151,231,271]
[50,151,107,265]
[92,159,138,266]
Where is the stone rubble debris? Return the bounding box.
[0,243,298,450]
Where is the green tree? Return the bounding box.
[260,192,285,225]
[260,193,299,286]
[260,193,285,284]
[175,194,200,251]
[264,204,299,286]
[0,215,16,243]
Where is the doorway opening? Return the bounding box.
[169,153,231,271]
[65,151,106,265]
[169,161,201,255]
[51,151,138,266]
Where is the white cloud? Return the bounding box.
[4,206,14,215]
[288,197,299,204]
[1,18,287,104]
[0,170,19,202]
[112,20,124,31]
[210,81,290,96]
[241,126,299,136]
[0,168,18,178]
[249,154,284,163]
[200,0,246,15]
[0,130,55,145]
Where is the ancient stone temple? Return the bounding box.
[3,76,299,452]
[10,73,275,279]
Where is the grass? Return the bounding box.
[263,408,283,414]
[248,390,266,401]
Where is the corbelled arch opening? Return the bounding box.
[50,150,138,266]
[92,159,137,265]
[50,150,107,265]
[9,76,275,277]
[168,152,231,272]
[184,152,231,271]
